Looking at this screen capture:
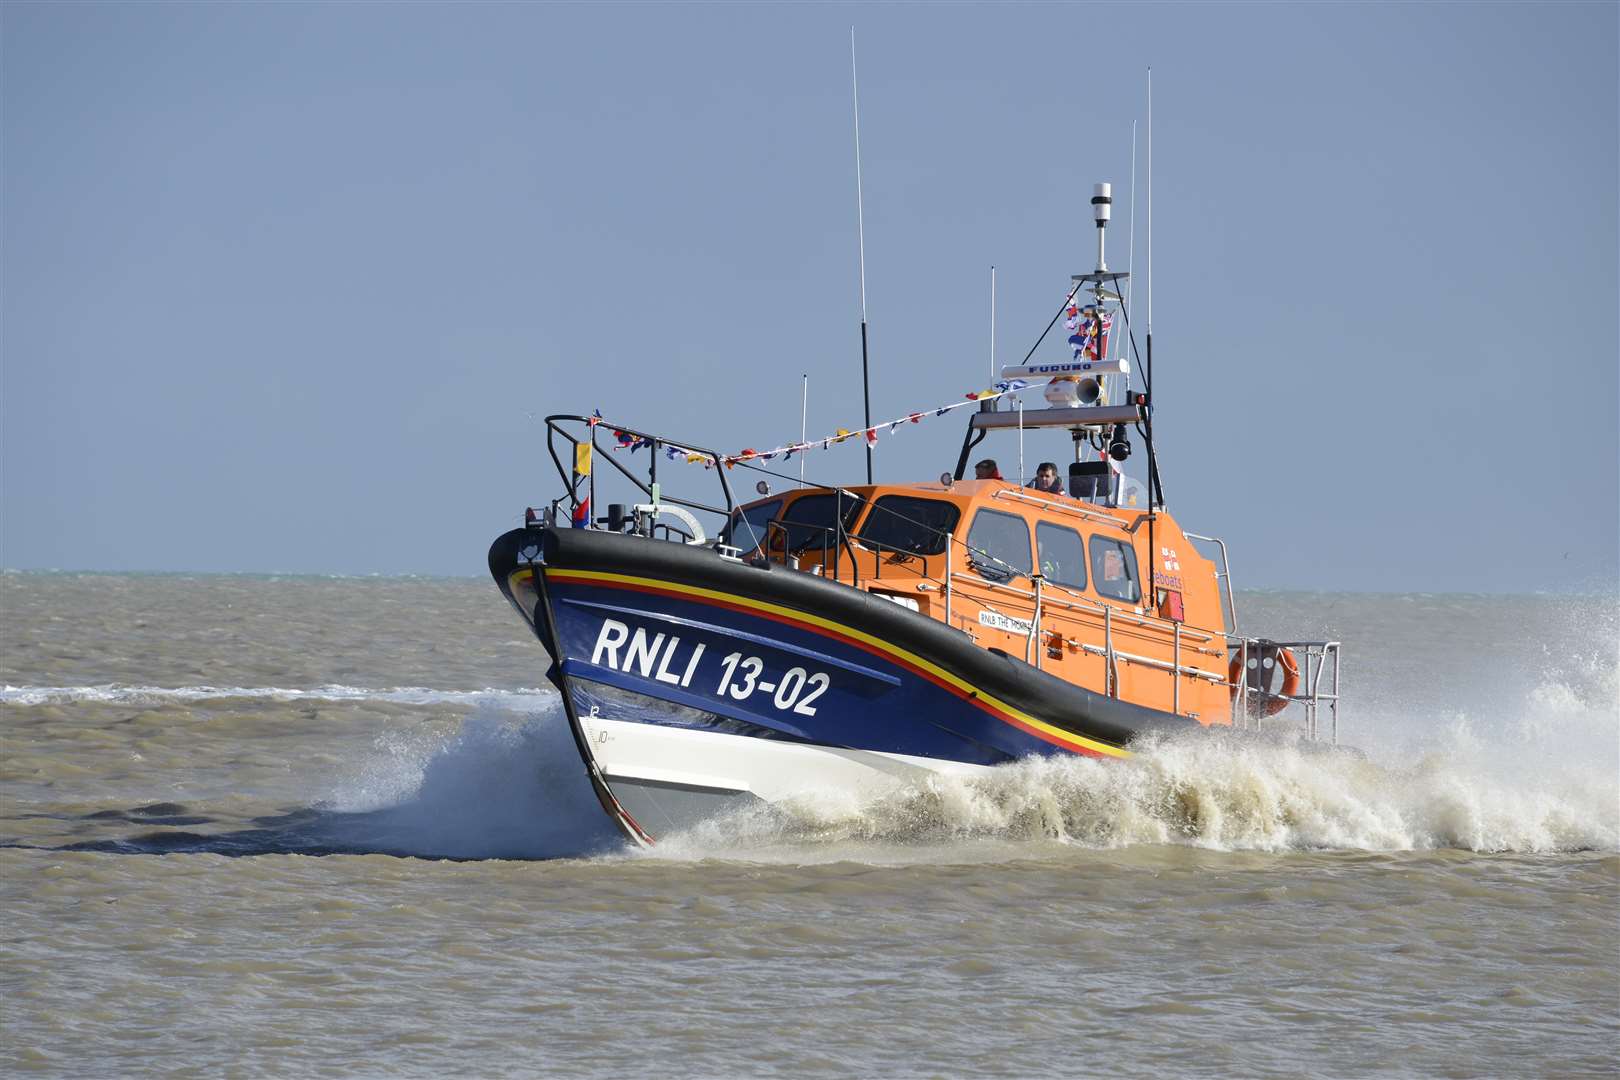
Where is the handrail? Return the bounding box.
[1183,531,1238,635]
[1173,622,1181,714]
[1028,576,1045,667]
[542,414,737,527]
[993,487,1134,531]
[1073,641,1224,683]
[945,571,1221,644]
[761,508,863,589]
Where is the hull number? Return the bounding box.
[717,652,829,715]
[589,619,830,715]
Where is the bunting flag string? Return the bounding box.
[600,376,1051,471]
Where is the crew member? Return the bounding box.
[1028,461,1063,494]
[973,459,1003,481]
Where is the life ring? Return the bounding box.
[1228,644,1300,718]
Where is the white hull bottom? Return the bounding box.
[576,716,992,842]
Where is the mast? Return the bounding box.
[1090,180,1113,407]
[1142,66,1161,613]
[1143,67,1161,511]
[851,28,874,485]
[1123,119,1136,391]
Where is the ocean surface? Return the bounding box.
[2,572,1616,1078]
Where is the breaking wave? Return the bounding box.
[651,662,1619,858]
[652,735,1616,858]
[295,702,619,860]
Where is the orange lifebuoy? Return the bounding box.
[1229,644,1300,718]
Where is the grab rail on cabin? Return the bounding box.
[1182,532,1238,635]
[991,488,1132,531]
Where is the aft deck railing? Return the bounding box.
[1229,637,1343,743]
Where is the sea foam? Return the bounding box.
[651,665,1619,858]
[304,701,618,860]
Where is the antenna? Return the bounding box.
[1141,67,1162,608]
[989,265,996,381]
[1123,119,1136,380]
[799,373,809,487]
[851,27,874,485]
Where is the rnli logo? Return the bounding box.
[589,618,707,687]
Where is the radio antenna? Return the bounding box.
[799,373,809,488]
[1146,67,1153,344]
[1138,67,1162,608]
[989,265,997,381]
[1122,119,1137,391]
[851,27,874,484]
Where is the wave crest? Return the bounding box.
[660,723,1617,857]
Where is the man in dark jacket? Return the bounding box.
[1028,461,1063,494]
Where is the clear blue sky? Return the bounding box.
[3,1,1615,592]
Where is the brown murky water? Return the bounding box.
[3,574,1616,1077]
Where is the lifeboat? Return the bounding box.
[488,183,1343,845]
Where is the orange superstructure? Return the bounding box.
[726,477,1233,725]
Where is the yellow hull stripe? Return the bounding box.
[546,567,1130,759]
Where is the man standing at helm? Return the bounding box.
[1028,462,1063,494]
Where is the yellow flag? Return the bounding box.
[574,442,592,477]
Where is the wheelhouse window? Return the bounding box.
[965,509,1032,583]
[1089,535,1141,603]
[780,492,866,552]
[722,499,781,552]
[1036,522,1086,590]
[857,496,961,556]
